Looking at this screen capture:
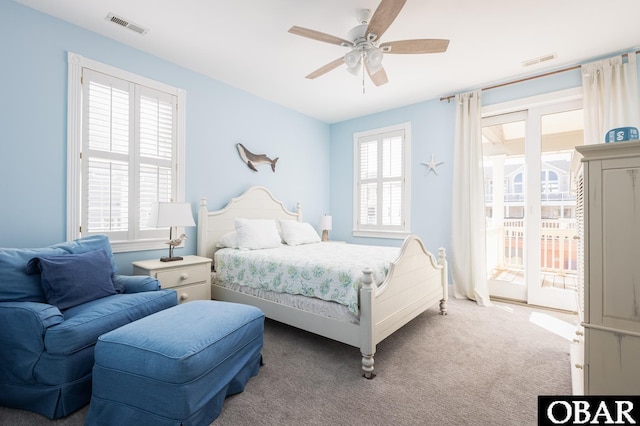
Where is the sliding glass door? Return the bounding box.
[483,99,583,311]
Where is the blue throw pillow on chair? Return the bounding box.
[53,234,118,273]
[27,249,117,310]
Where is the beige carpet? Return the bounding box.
[0,296,577,426]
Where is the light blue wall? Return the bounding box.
[0,2,330,273]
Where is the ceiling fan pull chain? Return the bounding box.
[362,66,365,94]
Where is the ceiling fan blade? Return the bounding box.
[366,0,407,42]
[289,26,353,47]
[305,57,345,79]
[381,39,450,54]
[365,62,389,86]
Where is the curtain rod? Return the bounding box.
[439,50,640,103]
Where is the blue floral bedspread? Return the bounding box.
[215,242,400,315]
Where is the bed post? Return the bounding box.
[197,198,208,258]
[296,202,302,222]
[359,268,376,379]
[438,247,448,316]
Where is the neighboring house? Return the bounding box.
[485,157,575,220]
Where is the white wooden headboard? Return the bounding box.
[197,186,302,261]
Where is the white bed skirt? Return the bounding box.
[212,276,359,325]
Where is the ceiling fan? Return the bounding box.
[288,0,449,88]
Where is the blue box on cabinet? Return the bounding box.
[605,127,639,143]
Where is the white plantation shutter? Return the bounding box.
[139,164,172,230]
[75,63,182,247]
[353,123,411,238]
[137,88,175,232]
[359,140,378,225]
[382,134,403,226]
[86,158,129,233]
[83,71,132,239]
[382,181,402,226]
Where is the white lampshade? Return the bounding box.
[319,215,332,242]
[148,202,195,228]
[347,63,362,76]
[344,50,361,69]
[319,215,332,231]
[367,47,383,67]
[366,47,384,75]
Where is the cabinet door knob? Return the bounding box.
[180,293,188,301]
[575,364,583,369]
[575,330,584,336]
[180,273,188,280]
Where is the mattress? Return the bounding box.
[214,241,400,316]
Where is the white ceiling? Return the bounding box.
[14,0,640,123]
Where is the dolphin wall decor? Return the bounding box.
[236,143,279,172]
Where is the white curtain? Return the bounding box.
[582,53,640,144]
[451,90,491,306]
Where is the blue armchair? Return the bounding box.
[0,235,178,419]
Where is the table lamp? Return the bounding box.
[148,202,196,262]
[319,215,332,242]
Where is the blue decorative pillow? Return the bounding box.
[27,249,117,310]
[0,246,67,303]
[53,234,118,273]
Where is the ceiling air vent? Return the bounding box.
[106,13,148,35]
[522,53,557,67]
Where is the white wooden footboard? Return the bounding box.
[359,235,448,378]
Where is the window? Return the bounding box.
[513,172,523,194]
[67,52,186,252]
[541,170,559,193]
[353,122,411,238]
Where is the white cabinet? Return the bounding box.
[576,141,640,395]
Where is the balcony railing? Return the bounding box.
[485,191,576,204]
[487,219,578,277]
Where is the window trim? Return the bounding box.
[352,122,411,239]
[67,52,186,253]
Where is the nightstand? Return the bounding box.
[132,255,212,304]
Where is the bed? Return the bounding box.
[197,186,448,378]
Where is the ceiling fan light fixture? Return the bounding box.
[367,47,384,66]
[344,50,361,68]
[347,62,362,76]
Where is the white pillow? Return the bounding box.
[234,218,281,250]
[279,219,321,246]
[216,231,239,249]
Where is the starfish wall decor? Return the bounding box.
[421,154,444,175]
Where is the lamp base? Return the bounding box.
[321,230,329,242]
[160,256,184,262]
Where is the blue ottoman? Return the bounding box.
[85,300,264,426]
